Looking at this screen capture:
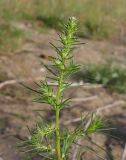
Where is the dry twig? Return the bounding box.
[122,143,126,160]
[70,96,98,102]
[0,79,103,89]
[64,100,125,125]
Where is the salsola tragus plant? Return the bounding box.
[20,17,106,160]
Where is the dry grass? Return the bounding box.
[1,0,126,37]
[0,0,126,53]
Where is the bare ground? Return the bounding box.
[0,22,126,160]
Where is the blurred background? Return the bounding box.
[0,0,126,160]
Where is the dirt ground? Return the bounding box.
[0,23,126,160]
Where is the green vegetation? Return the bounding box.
[0,23,25,54]
[36,16,66,31]
[0,0,126,53]
[19,18,106,160]
[73,62,126,93]
[0,0,126,40]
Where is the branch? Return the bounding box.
[0,79,103,89]
[0,77,44,89]
[70,96,98,102]
[96,100,125,114]
[63,100,125,125]
[64,95,98,109]
[48,81,103,88]
[72,139,81,160]
[122,143,126,160]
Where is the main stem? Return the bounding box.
[56,109,61,160]
[55,73,63,160]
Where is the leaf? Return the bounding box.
[19,82,41,94]
[60,97,72,109]
[42,62,57,76]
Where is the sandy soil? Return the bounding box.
[0,22,126,160]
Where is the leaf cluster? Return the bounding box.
[34,17,80,111]
[19,113,106,159]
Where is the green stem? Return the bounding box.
[55,73,63,160]
[56,109,61,160]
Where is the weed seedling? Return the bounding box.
[19,17,106,160]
